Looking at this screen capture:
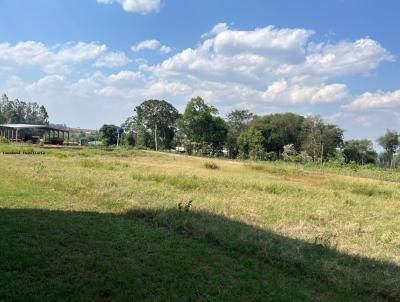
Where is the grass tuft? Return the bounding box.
[204,161,219,170]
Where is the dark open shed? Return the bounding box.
[0,124,70,144]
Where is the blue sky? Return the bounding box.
[1,0,399,142]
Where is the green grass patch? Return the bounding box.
[350,183,393,197]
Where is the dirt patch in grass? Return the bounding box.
[281,175,318,187]
[312,171,375,183]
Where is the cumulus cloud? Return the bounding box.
[261,80,349,104]
[344,90,400,110]
[131,39,172,53]
[96,0,161,14]
[1,23,396,130]
[152,24,315,85]
[277,38,394,78]
[151,24,392,88]
[0,41,109,73]
[94,51,132,68]
[201,22,230,39]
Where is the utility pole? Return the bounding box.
[320,143,324,167]
[154,123,158,151]
[116,127,123,147]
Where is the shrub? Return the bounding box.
[176,200,193,231]
[297,151,312,163]
[283,144,297,161]
[204,161,219,170]
[0,136,10,144]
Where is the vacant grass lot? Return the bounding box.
[0,145,399,301]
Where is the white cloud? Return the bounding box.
[56,42,106,63]
[201,22,230,39]
[26,75,66,93]
[0,41,51,65]
[131,39,160,51]
[1,23,397,133]
[344,89,400,110]
[159,45,172,54]
[145,80,192,96]
[260,80,348,104]
[94,51,132,68]
[278,38,394,78]
[97,0,161,14]
[5,75,67,98]
[152,24,392,88]
[107,70,142,82]
[131,39,172,53]
[0,41,108,73]
[212,25,313,62]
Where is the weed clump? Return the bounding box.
[204,161,219,170]
[33,161,46,175]
[176,200,193,231]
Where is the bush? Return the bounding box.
[297,151,312,163]
[204,161,219,170]
[283,144,297,161]
[0,136,10,144]
[265,152,278,161]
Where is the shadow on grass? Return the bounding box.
[0,207,398,302]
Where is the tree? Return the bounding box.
[178,97,227,155]
[0,94,50,140]
[248,113,305,156]
[122,116,151,148]
[237,128,265,160]
[0,94,49,125]
[226,109,253,158]
[99,124,119,146]
[378,129,399,168]
[132,100,179,151]
[343,139,377,165]
[205,116,228,155]
[301,115,343,161]
[0,94,8,124]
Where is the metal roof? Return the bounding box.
[0,124,69,132]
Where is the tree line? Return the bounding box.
[0,94,49,125]
[99,97,400,168]
[0,94,50,141]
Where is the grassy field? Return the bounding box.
[0,144,399,301]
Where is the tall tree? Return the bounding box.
[0,94,49,125]
[343,139,377,164]
[301,115,344,161]
[0,93,50,140]
[132,100,179,150]
[0,94,7,124]
[99,124,119,146]
[249,113,305,156]
[237,127,265,160]
[378,129,399,168]
[178,97,228,155]
[226,109,253,158]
